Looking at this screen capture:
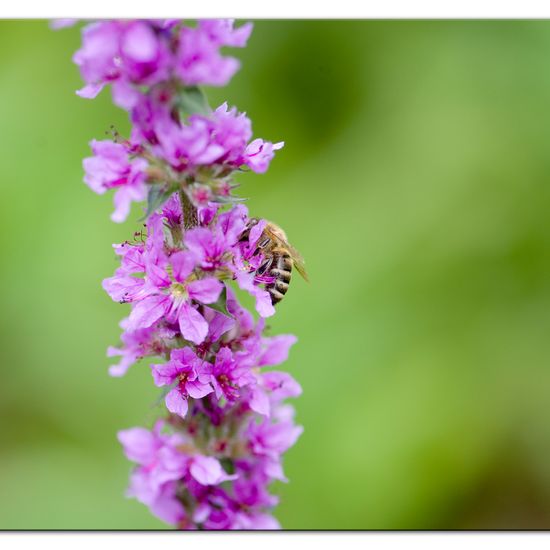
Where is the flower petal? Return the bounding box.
[259,335,298,367]
[186,379,214,399]
[178,302,208,345]
[151,361,181,387]
[188,278,223,304]
[184,227,211,263]
[149,482,186,525]
[127,294,168,331]
[76,82,104,99]
[249,386,270,417]
[165,388,188,418]
[117,427,158,465]
[262,371,302,401]
[189,455,237,486]
[170,251,195,283]
[217,204,247,245]
[235,272,275,317]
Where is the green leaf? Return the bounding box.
[178,86,211,117]
[211,194,248,204]
[141,185,175,221]
[220,457,236,475]
[206,285,233,318]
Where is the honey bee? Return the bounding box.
[241,218,308,305]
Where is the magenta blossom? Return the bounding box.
[83,139,148,222]
[184,204,248,271]
[152,347,213,417]
[153,109,226,170]
[74,19,253,104]
[244,139,285,174]
[208,346,255,403]
[234,269,275,318]
[189,455,238,486]
[118,423,187,523]
[74,20,170,102]
[73,21,121,99]
[149,103,283,176]
[198,20,253,48]
[247,415,304,461]
[107,317,178,377]
[175,21,252,87]
[104,248,224,345]
[249,371,302,418]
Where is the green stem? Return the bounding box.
[180,189,198,231]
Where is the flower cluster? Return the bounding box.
[66,18,302,530]
[75,19,283,223]
[74,19,252,101]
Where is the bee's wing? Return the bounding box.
[287,243,309,282]
[264,224,309,282]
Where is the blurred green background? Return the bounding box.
[0,19,550,529]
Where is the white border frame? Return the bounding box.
[4,0,550,19]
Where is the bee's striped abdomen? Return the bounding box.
[267,248,293,305]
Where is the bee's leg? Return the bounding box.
[257,238,270,249]
[238,230,250,242]
[257,256,273,276]
[252,237,271,257]
[238,218,260,242]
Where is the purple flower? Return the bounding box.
[83,139,148,222]
[74,19,253,105]
[259,335,299,367]
[151,347,213,417]
[249,370,302,417]
[118,21,170,85]
[118,423,187,518]
[247,416,303,461]
[244,139,285,174]
[198,104,284,173]
[198,20,253,48]
[102,213,165,304]
[209,347,255,402]
[208,103,252,163]
[74,20,170,103]
[260,371,302,402]
[184,227,228,271]
[235,269,275,318]
[161,193,183,228]
[232,461,279,509]
[184,205,247,271]
[217,204,249,245]
[189,455,237,486]
[133,99,282,178]
[199,308,236,347]
[104,246,224,345]
[148,481,187,525]
[73,21,122,99]
[153,111,226,170]
[128,91,166,145]
[119,426,162,465]
[226,286,256,333]
[175,21,252,87]
[107,317,177,377]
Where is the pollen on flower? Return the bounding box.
[170,282,188,299]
